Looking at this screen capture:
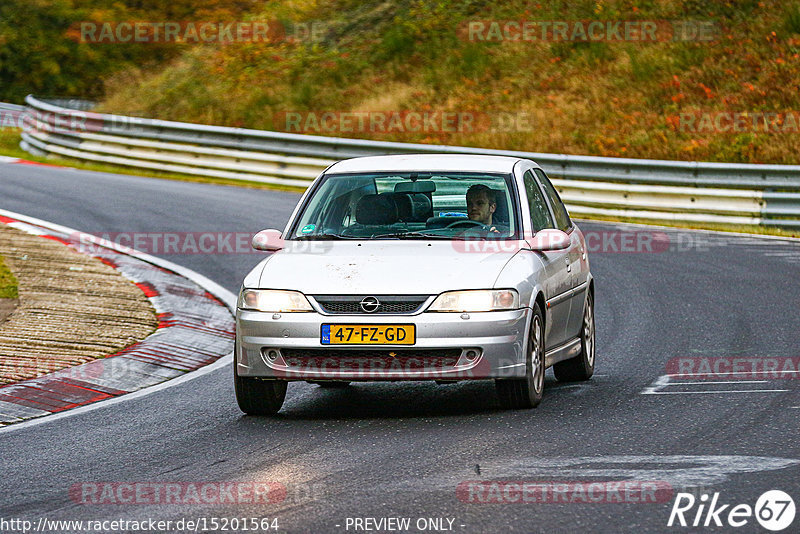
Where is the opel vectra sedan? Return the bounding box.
[235,154,595,414]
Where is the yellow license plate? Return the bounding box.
[321,324,415,345]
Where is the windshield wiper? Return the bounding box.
[293,233,360,240]
[371,231,452,239]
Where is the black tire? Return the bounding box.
[495,303,545,409]
[307,381,351,388]
[234,346,287,415]
[553,292,595,382]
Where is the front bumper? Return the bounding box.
[236,308,530,381]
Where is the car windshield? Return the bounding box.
[290,172,518,240]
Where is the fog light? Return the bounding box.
[265,349,279,362]
[465,350,478,361]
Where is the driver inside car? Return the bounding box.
[466,184,500,232]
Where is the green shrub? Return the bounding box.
[784,3,800,34]
[0,255,18,300]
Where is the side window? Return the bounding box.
[523,170,555,231]
[534,169,572,232]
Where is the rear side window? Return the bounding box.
[523,170,554,232]
[534,169,572,232]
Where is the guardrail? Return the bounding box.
[14,95,800,229]
[0,102,24,129]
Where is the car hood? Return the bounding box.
[256,241,520,295]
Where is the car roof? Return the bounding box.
[326,154,528,174]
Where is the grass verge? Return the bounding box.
[0,253,18,299]
[97,0,800,165]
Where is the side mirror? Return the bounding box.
[252,229,284,251]
[529,229,570,251]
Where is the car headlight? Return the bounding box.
[428,289,519,312]
[238,289,313,312]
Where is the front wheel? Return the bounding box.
[234,351,287,415]
[553,292,595,382]
[495,304,545,409]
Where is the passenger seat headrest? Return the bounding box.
[392,192,432,222]
[355,193,399,225]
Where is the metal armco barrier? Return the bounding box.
[0,102,24,129]
[14,95,800,229]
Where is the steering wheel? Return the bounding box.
[446,219,490,230]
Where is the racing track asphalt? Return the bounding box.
[0,163,799,533]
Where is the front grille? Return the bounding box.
[280,348,460,371]
[313,295,429,314]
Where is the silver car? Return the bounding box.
[235,154,595,414]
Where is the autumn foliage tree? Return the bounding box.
[0,0,257,102]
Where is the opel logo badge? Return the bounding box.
[360,296,380,313]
